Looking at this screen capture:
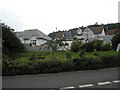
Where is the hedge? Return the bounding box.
[2,53,120,76]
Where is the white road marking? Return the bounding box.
[79,84,94,88]
[98,81,111,85]
[60,86,74,90]
[113,80,120,83]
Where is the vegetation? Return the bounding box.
[2,22,120,76]
[71,40,81,52]
[70,39,110,52]
[2,23,25,58]
[2,50,120,76]
[111,30,120,49]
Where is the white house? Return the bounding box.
[74,26,106,41]
[74,28,84,39]
[82,27,95,38]
[89,26,105,37]
[16,29,52,51]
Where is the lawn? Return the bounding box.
[2,50,120,76]
[16,50,119,61]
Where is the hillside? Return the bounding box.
[48,23,120,39]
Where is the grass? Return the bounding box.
[2,50,120,76]
[15,50,119,62]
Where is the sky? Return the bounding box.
[0,0,120,35]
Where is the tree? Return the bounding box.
[71,40,81,52]
[2,23,25,58]
[41,39,65,60]
[81,40,103,52]
[111,31,120,49]
[44,39,64,51]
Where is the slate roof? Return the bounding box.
[102,35,114,43]
[16,29,51,40]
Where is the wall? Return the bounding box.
[36,39,47,46]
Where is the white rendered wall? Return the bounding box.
[36,39,47,45]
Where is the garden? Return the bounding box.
[2,50,120,76]
[2,22,120,76]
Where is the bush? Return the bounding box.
[93,40,103,50]
[101,55,119,68]
[71,40,81,52]
[111,32,120,49]
[2,51,119,76]
[81,40,103,52]
[101,43,112,51]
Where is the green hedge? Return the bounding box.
[2,54,120,76]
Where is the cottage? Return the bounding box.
[89,26,105,37]
[74,28,84,39]
[82,27,95,38]
[16,29,51,51]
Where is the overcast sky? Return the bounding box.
[0,0,119,35]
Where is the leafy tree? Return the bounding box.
[41,39,65,60]
[81,40,103,52]
[111,30,120,49]
[101,43,112,51]
[71,40,81,52]
[93,40,103,50]
[45,39,64,51]
[2,23,25,58]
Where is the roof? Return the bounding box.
[102,35,114,43]
[16,29,51,40]
[89,26,104,34]
[106,29,117,35]
[55,31,66,39]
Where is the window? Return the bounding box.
[30,40,36,46]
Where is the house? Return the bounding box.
[74,28,84,39]
[101,35,114,44]
[106,28,117,35]
[16,29,52,51]
[89,26,105,37]
[82,27,95,38]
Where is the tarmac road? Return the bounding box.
[2,68,120,89]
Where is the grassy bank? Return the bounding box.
[2,50,120,76]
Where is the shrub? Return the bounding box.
[111,32,120,49]
[93,40,103,50]
[81,40,103,52]
[2,51,119,76]
[71,40,81,52]
[101,55,119,68]
[101,43,112,51]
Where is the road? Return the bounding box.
[2,68,120,89]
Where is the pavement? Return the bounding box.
[2,67,120,89]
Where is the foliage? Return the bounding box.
[45,39,64,51]
[81,40,103,52]
[2,50,119,76]
[93,40,103,50]
[71,40,81,52]
[101,43,112,51]
[111,31,120,49]
[2,23,25,58]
